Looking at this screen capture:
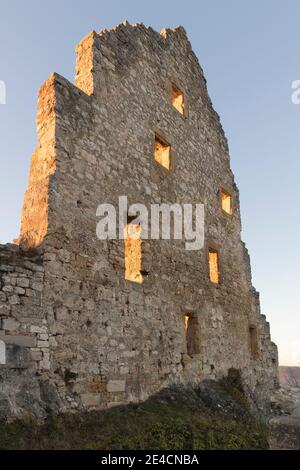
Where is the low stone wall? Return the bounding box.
[0,244,46,368]
[0,244,60,419]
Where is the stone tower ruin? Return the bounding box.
[0,22,278,419]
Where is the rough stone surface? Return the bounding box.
[0,22,278,419]
[269,386,300,449]
[269,416,300,450]
[0,340,5,365]
[270,385,300,416]
[0,369,61,420]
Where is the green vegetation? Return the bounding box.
[0,375,268,450]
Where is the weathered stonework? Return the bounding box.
[0,22,278,419]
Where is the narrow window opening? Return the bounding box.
[208,249,220,284]
[184,313,200,356]
[249,326,259,359]
[154,135,171,170]
[221,190,232,215]
[124,224,143,284]
[171,83,185,115]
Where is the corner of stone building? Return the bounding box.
[17,73,58,250]
[75,30,99,96]
[17,69,93,251]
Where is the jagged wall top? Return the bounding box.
[75,21,203,97]
[18,21,228,249]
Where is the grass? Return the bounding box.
[0,375,269,450]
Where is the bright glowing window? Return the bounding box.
[171,83,185,115]
[221,190,232,215]
[208,249,220,284]
[154,135,171,170]
[124,224,143,284]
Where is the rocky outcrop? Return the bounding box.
[269,386,300,449]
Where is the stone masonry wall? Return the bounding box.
[0,244,60,418]
[0,22,278,419]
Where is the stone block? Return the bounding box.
[16,278,30,288]
[39,357,51,370]
[2,286,13,293]
[8,295,20,305]
[7,344,32,368]
[120,365,129,375]
[81,393,101,407]
[107,379,126,393]
[31,282,43,292]
[15,287,25,295]
[0,340,5,365]
[37,340,49,348]
[31,349,43,361]
[0,305,10,317]
[39,333,49,341]
[30,325,47,334]
[0,331,36,348]
[1,318,19,332]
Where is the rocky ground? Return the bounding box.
[270,385,300,416]
[0,374,268,450]
[1,372,299,450]
[269,386,300,449]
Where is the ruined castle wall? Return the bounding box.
[0,245,46,368]
[0,23,278,417]
[0,244,62,418]
[19,76,57,249]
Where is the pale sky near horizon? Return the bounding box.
[0,0,299,365]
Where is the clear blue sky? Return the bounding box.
[0,0,299,365]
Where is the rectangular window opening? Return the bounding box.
[249,326,259,360]
[184,313,200,356]
[208,249,220,284]
[221,190,232,215]
[154,135,171,170]
[124,224,143,284]
[171,83,185,115]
